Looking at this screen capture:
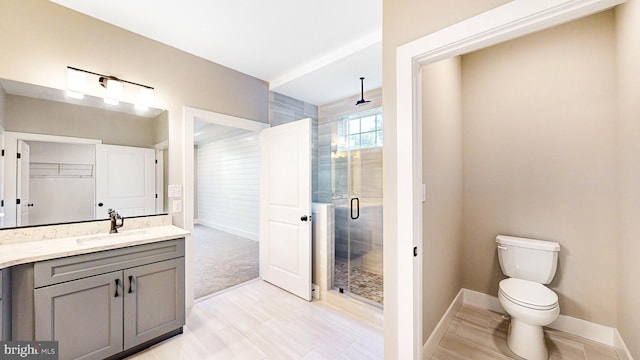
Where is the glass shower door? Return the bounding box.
[330,108,384,306]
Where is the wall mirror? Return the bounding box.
[0,78,168,229]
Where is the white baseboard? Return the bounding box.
[462,288,505,313]
[422,288,634,359]
[614,329,635,360]
[551,314,616,346]
[422,289,464,359]
[196,219,258,241]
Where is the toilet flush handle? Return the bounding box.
[497,245,508,251]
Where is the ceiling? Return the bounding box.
[193,120,254,145]
[50,0,382,106]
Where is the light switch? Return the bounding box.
[168,184,182,198]
[172,200,182,213]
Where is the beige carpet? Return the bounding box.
[193,225,259,299]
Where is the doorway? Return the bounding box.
[193,121,261,298]
[184,108,269,301]
[394,1,617,358]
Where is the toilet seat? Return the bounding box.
[499,278,558,311]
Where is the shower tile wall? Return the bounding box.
[269,91,319,201]
[318,88,382,202]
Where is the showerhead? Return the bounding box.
[355,77,371,107]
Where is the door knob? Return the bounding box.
[300,215,311,222]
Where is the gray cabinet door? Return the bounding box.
[0,298,3,341]
[35,271,124,360]
[123,258,185,349]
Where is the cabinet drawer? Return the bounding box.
[34,238,185,288]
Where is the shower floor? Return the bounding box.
[334,258,384,305]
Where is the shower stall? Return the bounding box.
[318,107,383,306]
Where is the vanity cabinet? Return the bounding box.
[15,238,185,360]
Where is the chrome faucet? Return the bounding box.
[108,208,124,233]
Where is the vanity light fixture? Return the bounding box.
[66,66,155,110]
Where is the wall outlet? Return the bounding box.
[172,199,182,213]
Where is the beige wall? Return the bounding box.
[462,10,618,326]
[615,1,640,357]
[5,95,159,148]
[421,57,463,338]
[0,0,269,227]
[382,0,510,353]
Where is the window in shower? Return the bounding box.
[336,111,383,151]
[320,107,383,306]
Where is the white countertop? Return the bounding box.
[0,225,190,269]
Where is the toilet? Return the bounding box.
[496,235,561,360]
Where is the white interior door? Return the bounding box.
[16,140,30,226]
[259,118,312,301]
[96,144,156,218]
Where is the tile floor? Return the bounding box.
[333,258,384,305]
[127,279,383,360]
[431,305,620,360]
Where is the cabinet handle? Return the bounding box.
[114,278,120,297]
[128,275,135,293]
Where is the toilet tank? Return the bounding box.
[496,235,560,284]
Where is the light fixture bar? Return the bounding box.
[67,66,154,90]
[66,66,155,109]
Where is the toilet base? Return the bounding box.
[507,318,548,360]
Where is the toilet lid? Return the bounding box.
[499,278,558,310]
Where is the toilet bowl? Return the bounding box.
[499,278,559,360]
[496,235,561,360]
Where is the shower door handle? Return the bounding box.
[350,197,360,220]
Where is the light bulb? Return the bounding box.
[66,68,85,99]
[104,78,123,105]
[136,87,154,111]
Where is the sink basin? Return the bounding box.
[76,230,151,246]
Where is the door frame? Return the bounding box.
[183,106,269,313]
[394,0,625,358]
